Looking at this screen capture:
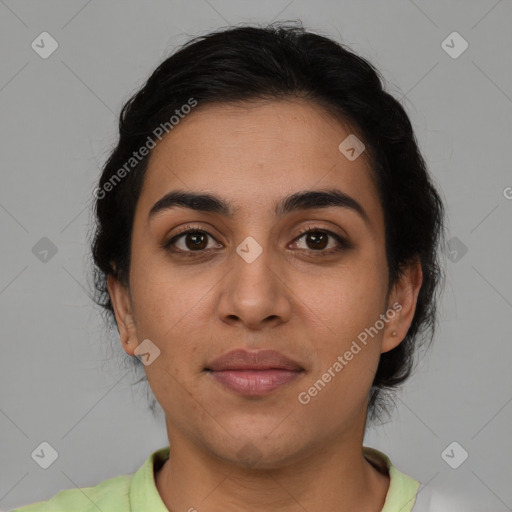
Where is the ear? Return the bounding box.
[106,274,139,357]
[382,258,423,353]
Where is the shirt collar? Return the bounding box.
[129,445,170,511]
[363,446,421,512]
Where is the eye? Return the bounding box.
[291,226,351,256]
[162,227,221,255]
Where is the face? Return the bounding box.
[108,98,422,468]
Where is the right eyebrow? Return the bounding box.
[148,190,236,219]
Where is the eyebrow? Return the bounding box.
[148,188,370,226]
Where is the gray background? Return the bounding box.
[1,1,511,510]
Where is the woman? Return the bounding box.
[14,22,450,512]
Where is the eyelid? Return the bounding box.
[295,224,347,241]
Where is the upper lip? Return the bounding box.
[205,349,303,371]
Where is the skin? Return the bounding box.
[107,98,423,512]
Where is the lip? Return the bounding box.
[205,349,304,396]
[206,349,303,372]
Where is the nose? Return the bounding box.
[217,242,293,331]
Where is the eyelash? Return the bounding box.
[162,224,351,258]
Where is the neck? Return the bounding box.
[155,424,389,512]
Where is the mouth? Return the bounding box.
[204,349,305,396]
[206,369,304,396]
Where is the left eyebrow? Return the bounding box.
[148,188,371,226]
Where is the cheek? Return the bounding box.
[294,272,385,416]
[291,258,388,385]
[295,258,387,333]
[128,253,214,358]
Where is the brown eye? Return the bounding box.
[163,229,220,253]
[303,231,329,250]
[292,227,351,255]
[182,232,209,250]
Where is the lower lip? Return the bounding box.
[208,369,303,396]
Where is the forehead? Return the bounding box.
[136,98,383,230]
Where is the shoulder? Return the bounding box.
[10,446,170,512]
[10,474,131,512]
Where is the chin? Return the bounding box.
[205,422,310,470]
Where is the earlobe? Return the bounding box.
[382,258,423,353]
[122,314,139,356]
[106,274,139,356]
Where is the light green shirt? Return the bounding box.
[12,445,420,512]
